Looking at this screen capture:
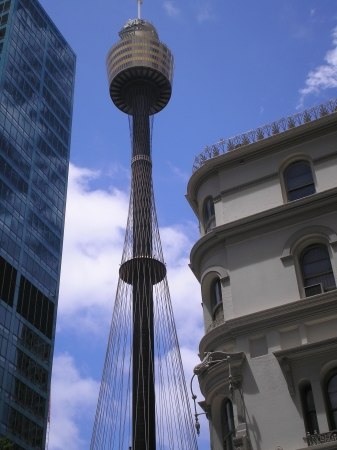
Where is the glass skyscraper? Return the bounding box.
[0,0,75,448]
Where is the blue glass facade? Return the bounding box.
[0,0,75,448]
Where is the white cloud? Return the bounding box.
[298,25,337,107]
[163,1,180,17]
[49,354,99,450]
[55,163,204,445]
[196,0,213,23]
[59,164,202,342]
[58,163,129,334]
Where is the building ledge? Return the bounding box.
[190,186,337,280]
[186,101,337,216]
[199,289,337,356]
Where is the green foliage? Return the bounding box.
[0,436,14,450]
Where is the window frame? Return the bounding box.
[279,155,317,204]
[221,398,235,450]
[325,369,337,431]
[202,196,215,234]
[300,244,336,297]
[289,234,337,299]
[300,382,320,435]
[284,160,316,202]
[211,278,222,310]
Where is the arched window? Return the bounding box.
[285,161,315,201]
[211,278,222,310]
[203,197,215,233]
[326,371,337,430]
[222,398,235,450]
[301,245,336,296]
[301,384,319,435]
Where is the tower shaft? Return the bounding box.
[129,84,156,450]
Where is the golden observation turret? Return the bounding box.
[106,18,174,115]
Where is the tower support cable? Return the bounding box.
[90,14,198,450]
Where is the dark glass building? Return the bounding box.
[0,0,75,448]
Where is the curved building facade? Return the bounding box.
[186,100,337,450]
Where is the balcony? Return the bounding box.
[304,431,337,447]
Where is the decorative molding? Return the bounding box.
[198,400,211,419]
[219,173,279,197]
[199,290,337,355]
[273,339,337,398]
[314,151,337,165]
[280,254,293,264]
[281,225,337,261]
[273,337,337,361]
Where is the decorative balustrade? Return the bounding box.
[192,98,337,173]
[305,430,337,446]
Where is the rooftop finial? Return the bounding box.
[137,0,143,19]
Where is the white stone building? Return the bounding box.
[186,100,337,450]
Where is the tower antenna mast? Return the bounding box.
[137,0,143,19]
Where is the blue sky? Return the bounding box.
[36,1,337,449]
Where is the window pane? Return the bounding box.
[302,247,331,275]
[328,374,337,410]
[302,247,335,289]
[212,279,222,308]
[303,386,319,434]
[305,273,336,289]
[286,163,313,190]
[286,162,315,201]
[288,184,316,201]
[306,388,315,411]
[222,399,235,450]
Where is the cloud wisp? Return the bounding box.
[163,1,180,18]
[166,161,190,182]
[196,0,213,23]
[298,25,337,107]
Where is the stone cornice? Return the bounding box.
[314,150,337,165]
[190,187,337,280]
[273,338,337,396]
[273,337,337,361]
[186,113,337,213]
[199,289,337,356]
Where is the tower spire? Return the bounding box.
[137,0,143,19]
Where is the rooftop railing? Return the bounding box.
[192,98,337,173]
